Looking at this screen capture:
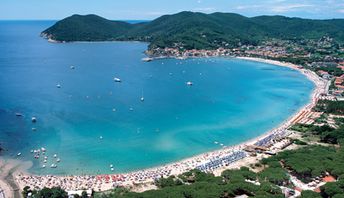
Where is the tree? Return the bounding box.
[36,187,67,198]
[301,190,322,198]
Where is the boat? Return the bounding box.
[56,158,61,162]
[110,164,113,168]
[17,152,21,156]
[42,165,46,168]
[53,154,57,158]
[129,107,134,111]
[142,57,153,62]
[70,65,75,69]
[50,164,57,168]
[111,168,114,171]
[114,77,121,82]
[186,81,193,86]
[31,117,37,123]
[140,90,144,102]
[15,113,23,117]
[56,83,61,88]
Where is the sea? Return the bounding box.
[0,21,314,175]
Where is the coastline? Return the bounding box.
[0,159,32,198]
[5,56,327,193]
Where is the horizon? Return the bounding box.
[0,11,343,22]
[0,0,343,20]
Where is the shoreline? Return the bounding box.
[6,56,327,193]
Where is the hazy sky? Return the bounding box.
[0,0,343,20]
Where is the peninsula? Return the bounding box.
[41,12,344,54]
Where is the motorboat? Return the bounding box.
[186,81,193,86]
[114,77,121,82]
[142,57,153,62]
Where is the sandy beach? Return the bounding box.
[3,57,327,194]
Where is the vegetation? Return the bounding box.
[23,186,68,198]
[301,190,323,198]
[262,145,344,182]
[320,180,344,197]
[290,123,344,144]
[314,100,344,115]
[42,12,344,50]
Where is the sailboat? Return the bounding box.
[140,90,144,102]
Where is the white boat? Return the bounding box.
[186,81,193,86]
[111,168,114,171]
[110,164,113,168]
[129,107,134,111]
[114,77,121,82]
[142,57,153,62]
[31,117,37,123]
[17,152,21,156]
[42,165,46,168]
[56,158,61,163]
[50,164,57,168]
[70,65,75,69]
[140,90,144,102]
[56,83,61,88]
[53,154,57,158]
[15,113,23,117]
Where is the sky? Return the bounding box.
[0,0,343,20]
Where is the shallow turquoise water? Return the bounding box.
[0,21,314,175]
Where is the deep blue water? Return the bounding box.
[0,21,314,175]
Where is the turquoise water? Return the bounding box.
[0,21,314,175]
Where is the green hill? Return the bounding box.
[42,14,134,41]
[42,12,344,49]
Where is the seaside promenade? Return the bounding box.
[7,57,328,193]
